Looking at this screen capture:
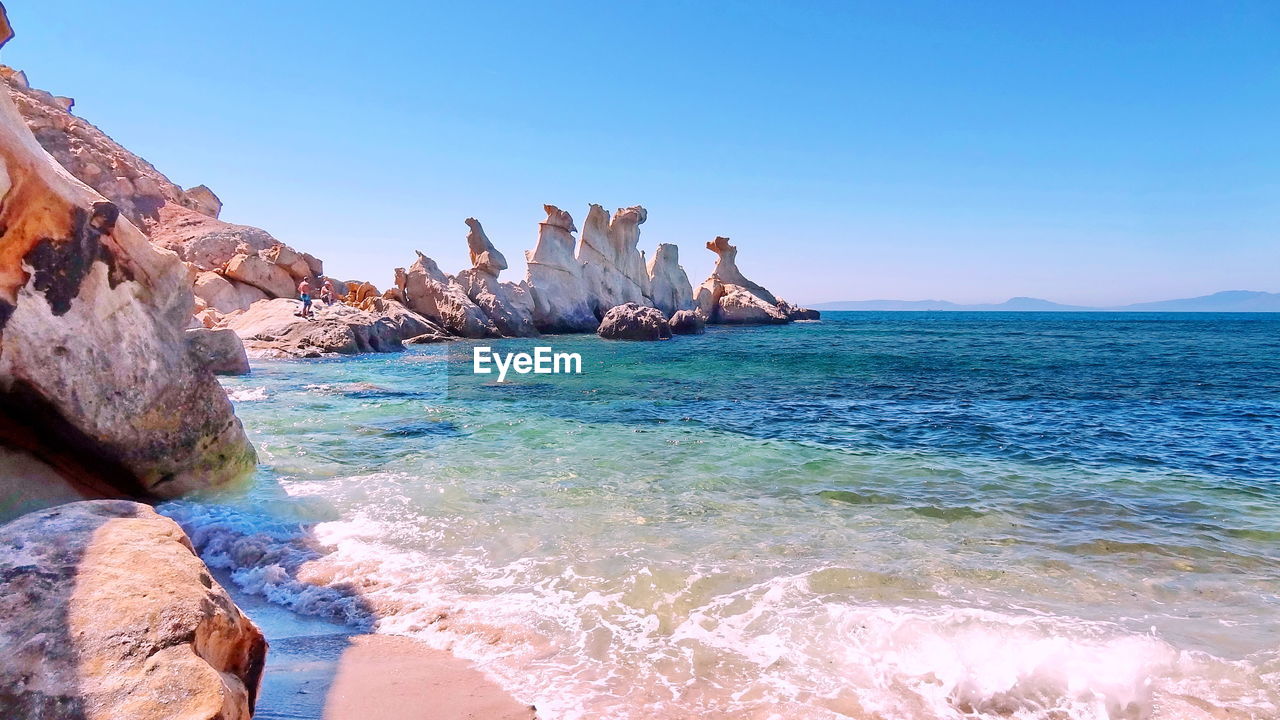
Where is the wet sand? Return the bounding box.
[220,573,535,720]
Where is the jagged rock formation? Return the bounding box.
[597,303,672,341]
[669,309,705,335]
[394,251,498,338]
[0,66,219,230]
[695,236,818,324]
[524,205,598,333]
[0,66,255,498]
[646,243,694,317]
[0,500,267,720]
[226,297,442,358]
[577,204,653,316]
[150,204,323,319]
[454,218,538,337]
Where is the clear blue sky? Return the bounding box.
[4,1,1277,305]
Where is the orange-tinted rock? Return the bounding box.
[0,54,255,497]
[0,501,267,719]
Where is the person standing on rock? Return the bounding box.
[297,278,314,319]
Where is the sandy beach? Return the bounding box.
[227,573,536,720]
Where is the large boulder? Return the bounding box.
[183,184,222,219]
[455,217,538,337]
[577,204,653,316]
[224,252,297,299]
[193,270,268,314]
[395,251,498,339]
[696,278,789,324]
[597,303,672,341]
[524,204,597,333]
[0,500,267,720]
[186,327,250,376]
[0,68,255,498]
[226,298,412,357]
[669,309,705,335]
[646,242,693,317]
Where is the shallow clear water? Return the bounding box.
[163,312,1280,719]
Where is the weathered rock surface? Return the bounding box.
[524,205,598,333]
[646,242,693,317]
[225,251,297,299]
[455,218,538,337]
[0,68,255,498]
[703,236,778,304]
[0,67,220,230]
[183,184,222,219]
[597,303,672,341]
[0,500,267,719]
[713,283,791,324]
[226,298,424,357]
[464,216,508,276]
[696,237,816,324]
[192,270,268,314]
[148,204,277,271]
[396,251,498,339]
[577,204,653,316]
[186,327,251,376]
[669,309,706,335]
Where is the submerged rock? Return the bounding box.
[598,303,672,341]
[0,500,267,719]
[455,218,539,337]
[186,327,251,375]
[0,62,255,498]
[524,204,598,333]
[669,309,706,335]
[647,242,694,317]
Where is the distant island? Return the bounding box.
[811,290,1280,313]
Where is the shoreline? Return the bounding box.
[216,570,537,720]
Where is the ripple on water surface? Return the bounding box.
[168,313,1280,719]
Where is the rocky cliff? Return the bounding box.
[577,204,654,316]
[646,243,694,317]
[0,66,218,232]
[524,205,599,333]
[0,51,255,499]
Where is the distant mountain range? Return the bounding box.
[810,290,1280,313]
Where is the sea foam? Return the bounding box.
[160,502,1276,719]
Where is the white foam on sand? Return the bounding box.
[160,503,1279,720]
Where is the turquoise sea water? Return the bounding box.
[163,312,1280,719]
